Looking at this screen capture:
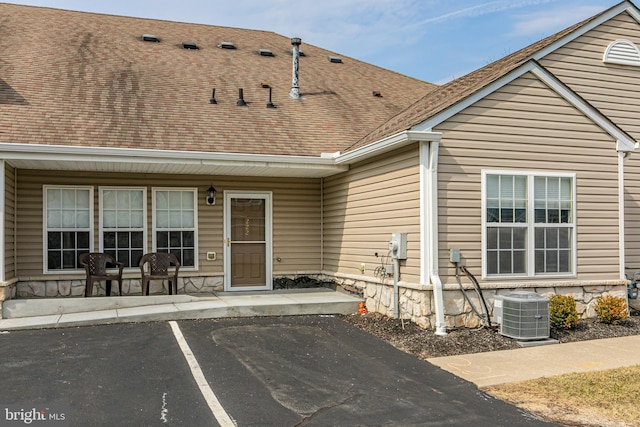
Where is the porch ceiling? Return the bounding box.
[0,144,348,178]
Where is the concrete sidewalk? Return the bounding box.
[0,288,362,331]
[428,335,640,387]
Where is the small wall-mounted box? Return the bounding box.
[206,252,217,261]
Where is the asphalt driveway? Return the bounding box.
[0,316,560,426]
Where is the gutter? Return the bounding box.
[335,130,442,164]
[0,142,348,176]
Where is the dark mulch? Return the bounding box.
[341,309,640,359]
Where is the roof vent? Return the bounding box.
[290,37,302,100]
[258,49,274,57]
[372,91,383,97]
[328,56,342,63]
[603,39,640,66]
[209,88,217,104]
[218,42,236,49]
[142,34,160,42]
[182,41,198,50]
[266,87,275,109]
[237,88,247,106]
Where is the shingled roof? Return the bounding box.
[345,2,624,153]
[0,3,436,157]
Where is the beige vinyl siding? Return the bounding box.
[323,145,421,282]
[4,163,16,280]
[16,171,320,278]
[434,72,620,286]
[538,12,640,270]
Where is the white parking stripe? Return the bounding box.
[169,321,236,427]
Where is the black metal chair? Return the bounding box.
[79,252,124,297]
[139,252,181,295]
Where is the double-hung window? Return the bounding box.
[44,186,92,272]
[100,188,146,268]
[483,171,575,278]
[153,188,197,268]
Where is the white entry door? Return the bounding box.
[224,191,272,291]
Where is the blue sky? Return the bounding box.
[4,0,622,83]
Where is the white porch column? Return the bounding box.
[0,160,5,284]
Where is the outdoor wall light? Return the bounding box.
[206,185,217,206]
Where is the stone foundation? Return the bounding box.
[15,276,224,298]
[333,274,628,329]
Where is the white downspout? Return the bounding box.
[421,141,447,336]
[619,150,627,280]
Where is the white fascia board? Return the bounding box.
[0,143,348,172]
[335,130,442,165]
[532,2,639,61]
[413,61,635,152]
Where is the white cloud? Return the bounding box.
[409,0,557,27]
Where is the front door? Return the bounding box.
[224,191,272,291]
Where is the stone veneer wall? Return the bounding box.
[0,282,17,318]
[15,276,224,298]
[332,274,629,329]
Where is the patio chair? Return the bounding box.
[139,252,181,296]
[79,252,124,297]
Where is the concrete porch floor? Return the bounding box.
[0,288,363,330]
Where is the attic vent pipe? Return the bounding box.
[210,88,217,104]
[267,87,275,108]
[290,37,302,99]
[237,88,247,106]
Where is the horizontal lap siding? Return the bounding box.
[16,171,320,278]
[323,146,421,282]
[435,73,619,286]
[540,11,640,271]
[4,164,15,280]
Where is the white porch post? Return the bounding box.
[0,160,5,284]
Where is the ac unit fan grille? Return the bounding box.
[499,294,550,340]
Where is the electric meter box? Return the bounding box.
[389,233,407,260]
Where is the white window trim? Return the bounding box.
[98,187,147,271]
[481,170,577,280]
[151,187,199,271]
[43,185,94,274]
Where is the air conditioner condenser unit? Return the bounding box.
[494,291,550,340]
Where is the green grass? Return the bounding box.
[487,365,640,426]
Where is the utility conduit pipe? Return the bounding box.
[393,256,400,319]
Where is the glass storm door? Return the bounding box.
[224,192,272,291]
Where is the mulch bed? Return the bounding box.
[341,309,640,359]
